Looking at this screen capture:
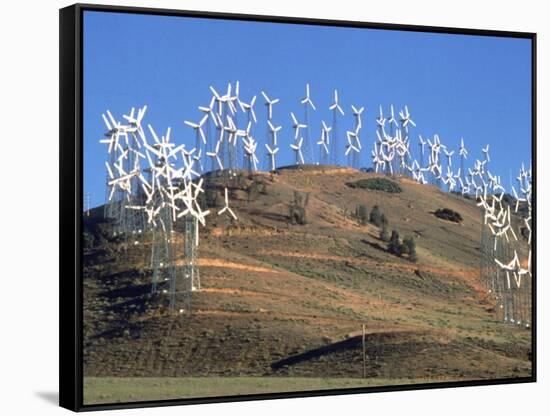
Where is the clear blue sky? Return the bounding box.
[83,10,532,208]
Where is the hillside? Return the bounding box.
[82,167,531,390]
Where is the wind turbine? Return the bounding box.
[345,131,360,167]
[267,120,282,146]
[198,96,218,172]
[300,83,316,164]
[443,148,454,169]
[265,120,282,171]
[482,144,490,162]
[346,127,361,168]
[290,137,305,165]
[458,138,468,192]
[290,112,307,141]
[206,138,224,171]
[329,89,344,165]
[218,187,237,220]
[371,143,384,173]
[418,135,427,170]
[241,95,257,123]
[184,115,208,164]
[261,90,280,120]
[265,143,279,171]
[318,120,331,165]
[350,105,364,168]
[399,105,416,133]
[317,128,329,164]
[376,105,386,134]
[387,104,398,136]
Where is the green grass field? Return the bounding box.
[84,376,447,404]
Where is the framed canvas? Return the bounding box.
[59,3,537,411]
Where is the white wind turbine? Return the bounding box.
[371,143,384,173]
[482,144,490,162]
[443,148,454,168]
[399,105,416,133]
[317,128,329,163]
[230,80,241,115]
[351,105,364,129]
[300,83,316,164]
[261,90,280,120]
[290,112,307,141]
[265,120,282,171]
[443,166,456,192]
[223,82,237,115]
[318,120,331,165]
[301,83,316,110]
[241,121,259,172]
[329,89,344,165]
[241,95,258,123]
[458,137,468,192]
[198,96,219,169]
[218,187,237,220]
[265,143,279,171]
[345,131,360,165]
[100,110,127,155]
[184,115,208,144]
[346,127,361,168]
[329,89,345,116]
[267,120,282,146]
[290,137,305,165]
[376,105,386,133]
[209,85,227,115]
[418,135,427,169]
[206,138,224,171]
[123,105,147,136]
[261,92,281,171]
[387,104,398,136]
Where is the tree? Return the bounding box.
[403,237,417,262]
[380,213,389,227]
[289,191,309,225]
[247,178,266,202]
[205,188,223,207]
[355,204,368,226]
[387,230,402,256]
[379,225,390,242]
[369,205,382,227]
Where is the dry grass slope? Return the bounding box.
[82,168,531,402]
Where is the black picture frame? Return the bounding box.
[59,3,537,412]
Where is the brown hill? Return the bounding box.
[82,167,531,382]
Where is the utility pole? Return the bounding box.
[362,323,366,379]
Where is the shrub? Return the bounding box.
[380,213,389,227]
[434,208,463,223]
[355,204,368,225]
[83,231,95,249]
[205,188,222,207]
[236,172,247,187]
[289,191,309,225]
[387,230,402,256]
[346,178,402,193]
[379,226,390,242]
[370,205,382,227]
[247,178,266,202]
[402,236,417,262]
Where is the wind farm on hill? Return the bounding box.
[83,82,532,403]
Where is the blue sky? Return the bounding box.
[83,10,532,208]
